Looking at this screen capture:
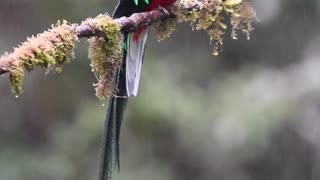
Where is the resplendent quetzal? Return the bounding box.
[99,0,176,179]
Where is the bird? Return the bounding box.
[98,0,177,180]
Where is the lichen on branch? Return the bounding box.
[155,0,256,55]
[84,15,122,101]
[0,21,78,96]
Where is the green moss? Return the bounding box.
[86,15,122,101]
[9,67,24,96]
[1,20,79,96]
[177,0,255,55]
[230,1,256,40]
[154,18,177,41]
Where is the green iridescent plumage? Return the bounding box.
[133,0,149,6]
[125,34,131,50]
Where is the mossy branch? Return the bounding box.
[0,0,255,100]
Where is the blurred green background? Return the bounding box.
[1,0,320,180]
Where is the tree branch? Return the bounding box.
[0,0,255,98]
[77,7,175,38]
[0,69,5,75]
[0,7,175,76]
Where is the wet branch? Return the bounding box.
[0,6,179,76]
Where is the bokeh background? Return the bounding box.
[1,0,320,180]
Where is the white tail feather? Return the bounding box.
[126,29,148,96]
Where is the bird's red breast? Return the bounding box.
[133,0,177,41]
